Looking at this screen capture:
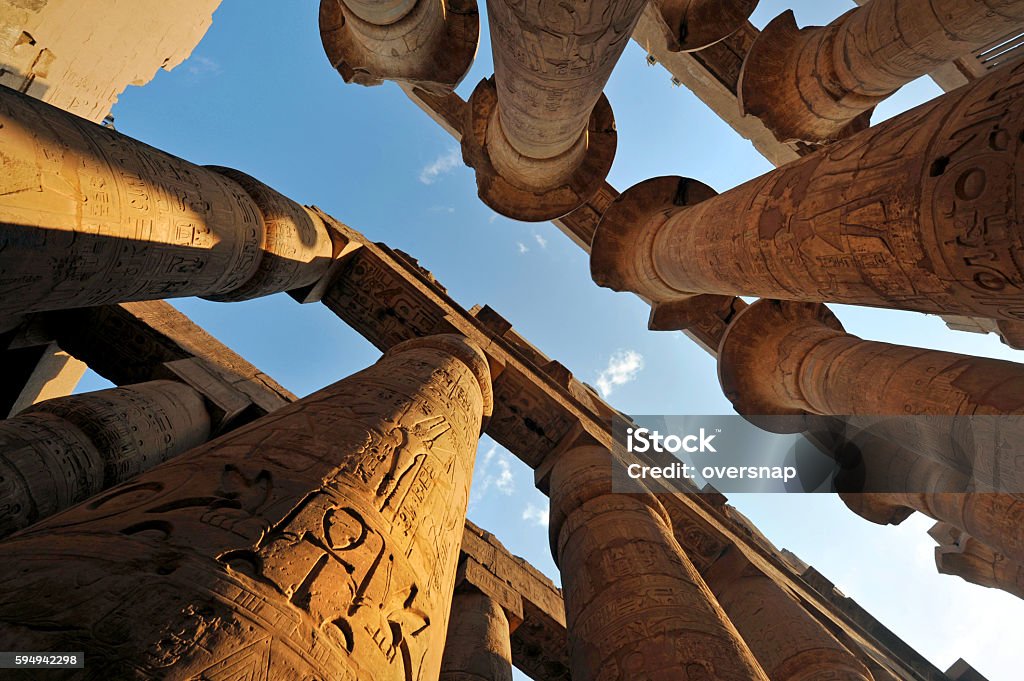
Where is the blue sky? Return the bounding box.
[73,1,1023,678]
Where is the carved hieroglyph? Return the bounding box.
[0,380,210,539]
[592,62,1024,322]
[0,334,492,680]
[549,446,769,681]
[0,87,333,323]
[740,0,1024,143]
[319,0,479,92]
[0,0,220,123]
[439,589,515,681]
[703,550,873,681]
[462,0,645,219]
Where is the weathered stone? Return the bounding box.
[655,0,757,52]
[0,87,334,321]
[462,0,646,220]
[740,1,1024,143]
[1,341,86,417]
[440,588,515,681]
[549,445,769,681]
[593,63,1024,322]
[0,380,210,539]
[319,0,478,92]
[930,522,1024,600]
[0,334,491,680]
[704,548,873,681]
[0,0,220,122]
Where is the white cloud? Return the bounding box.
[419,148,461,185]
[186,55,221,77]
[522,503,549,527]
[534,233,548,249]
[517,242,529,254]
[488,214,498,224]
[595,349,644,397]
[470,445,516,509]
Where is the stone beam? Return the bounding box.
[0,340,86,418]
[930,522,1024,600]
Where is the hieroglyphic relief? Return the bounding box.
[0,334,491,680]
[0,86,267,317]
[0,380,211,539]
[592,62,1024,322]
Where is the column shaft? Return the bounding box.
[439,589,514,681]
[0,334,492,680]
[740,0,1024,142]
[931,522,1024,600]
[550,445,769,681]
[0,87,333,320]
[0,380,211,538]
[593,62,1024,322]
[704,551,873,681]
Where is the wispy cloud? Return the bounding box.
[419,148,461,185]
[470,445,516,510]
[534,233,548,249]
[488,214,499,224]
[186,55,221,77]
[522,503,550,527]
[517,242,529,254]
[595,349,644,397]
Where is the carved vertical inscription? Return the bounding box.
[0,334,491,681]
[0,86,265,317]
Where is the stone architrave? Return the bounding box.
[740,0,1024,143]
[0,334,492,681]
[0,87,333,324]
[703,549,873,681]
[439,588,515,681]
[592,62,1024,323]
[0,380,211,539]
[549,445,769,681]
[655,0,758,52]
[461,0,646,220]
[319,0,479,92]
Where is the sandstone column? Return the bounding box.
[703,549,874,681]
[439,588,515,681]
[0,334,492,681]
[930,522,1024,600]
[0,86,334,323]
[0,379,211,539]
[740,0,1024,143]
[592,62,1024,323]
[656,0,758,52]
[549,445,769,680]
[319,0,479,92]
[462,0,646,220]
[717,300,1024,486]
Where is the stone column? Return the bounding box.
[703,549,873,681]
[592,62,1024,323]
[740,0,1024,143]
[656,0,758,52]
[439,588,515,681]
[0,379,211,539]
[0,334,492,680]
[549,445,769,681]
[0,86,334,322]
[461,0,645,220]
[718,300,1024,485]
[0,378,210,540]
[319,0,479,92]
[930,522,1024,600]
